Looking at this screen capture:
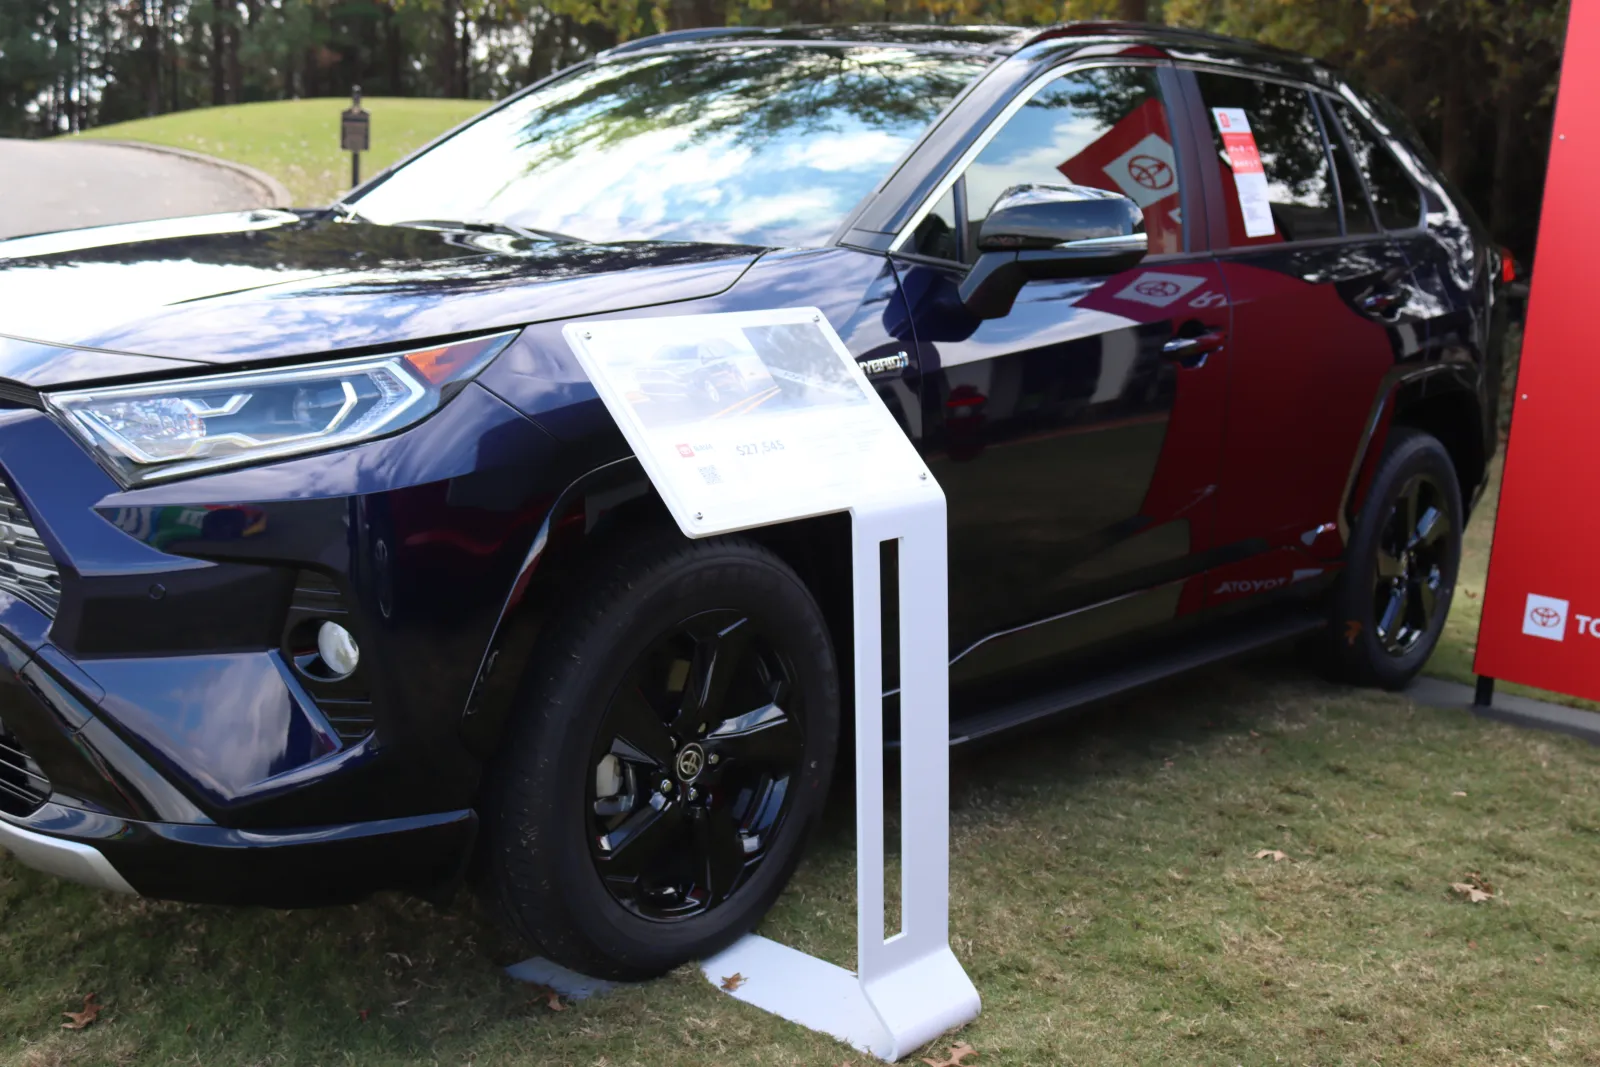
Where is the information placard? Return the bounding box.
[563,308,936,537]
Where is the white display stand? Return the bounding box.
[564,309,979,1061]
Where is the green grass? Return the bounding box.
[71,98,492,207]
[6,444,1600,1065]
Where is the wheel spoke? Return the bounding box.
[595,800,685,883]
[1415,574,1439,629]
[707,702,801,768]
[1398,478,1421,544]
[1416,506,1450,549]
[608,686,676,771]
[690,803,751,904]
[1377,586,1405,638]
[677,613,757,736]
[1375,545,1405,580]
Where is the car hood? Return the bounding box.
[0,210,763,388]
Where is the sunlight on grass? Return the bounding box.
[69,98,491,207]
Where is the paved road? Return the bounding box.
[0,138,272,240]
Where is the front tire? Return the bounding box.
[1326,427,1462,689]
[481,528,839,979]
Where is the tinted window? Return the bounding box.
[1319,96,1379,235]
[960,66,1184,260]
[1326,99,1425,230]
[1194,71,1340,245]
[909,186,960,260]
[352,47,989,247]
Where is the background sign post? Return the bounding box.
[1473,5,1597,700]
[564,309,980,1062]
[341,85,370,188]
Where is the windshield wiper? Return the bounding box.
[391,218,583,244]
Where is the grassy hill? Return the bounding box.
[72,97,492,207]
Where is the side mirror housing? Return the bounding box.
[959,184,1148,319]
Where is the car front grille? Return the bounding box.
[0,482,61,616]
[0,715,50,816]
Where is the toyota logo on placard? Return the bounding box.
[1522,593,1570,641]
[1127,154,1174,191]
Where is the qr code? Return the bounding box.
[698,465,722,485]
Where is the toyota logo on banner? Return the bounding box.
[1127,154,1174,191]
[1522,593,1570,641]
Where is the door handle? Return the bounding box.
[1362,288,1403,313]
[1161,330,1225,368]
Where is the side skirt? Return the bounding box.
[944,609,1326,746]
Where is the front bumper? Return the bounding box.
[0,382,566,904]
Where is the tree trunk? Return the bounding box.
[211,3,227,106]
[1438,69,1469,186]
[440,0,458,97]
[1489,82,1518,240]
[1119,0,1149,21]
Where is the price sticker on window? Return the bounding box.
[1212,107,1275,238]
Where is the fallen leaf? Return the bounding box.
[1450,882,1493,903]
[1255,849,1289,863]
[61,993,100,1031]
[720,973,746,992]
[1452,791,1468,797]
[1344,619,1363,645]
[922,1041,978,1067]
[1465,589,1479,599]
[1468,940,1478,949]
[357,1009,370,1022]
[1249,730,1261,738]
[525,985,566,1012]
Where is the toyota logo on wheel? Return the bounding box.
[1127,154,1174,191]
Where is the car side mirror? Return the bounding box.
[959,183,1148,319]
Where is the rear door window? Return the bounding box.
[1192,71,1341,246]
[1324,99,1425,231]
[1318,96,1380,236]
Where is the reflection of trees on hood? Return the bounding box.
[505,47,990,173]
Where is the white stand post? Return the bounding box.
[700,487,980,1061]
[562,308,979,1062]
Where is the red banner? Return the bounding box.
[1473,5,1599,699]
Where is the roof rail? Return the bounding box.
[597,26,777,59]
[1012,20,1316,62]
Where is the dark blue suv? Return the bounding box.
[0,22,1501,979]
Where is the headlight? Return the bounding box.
[47,332,517,485]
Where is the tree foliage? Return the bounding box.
[0,0,1567,255]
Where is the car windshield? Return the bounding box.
[350,46,991,248]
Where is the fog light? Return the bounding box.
[317,621,360,676]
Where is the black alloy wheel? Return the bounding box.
[1326,427,1462,689]
[588,608,803,922]
[481,528,839,980]
[1371,473,1455,656]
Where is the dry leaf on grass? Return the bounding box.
[526,985,566,1012]
[1255,849,1289,863]
[922,1041,978,1067]
[1450,873,1495,903]
[1452,791,1468,797]
[61,993,100,1031]
[720,973,746,992]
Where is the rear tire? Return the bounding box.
[1325,427,1462,689]
[480,527,839,980]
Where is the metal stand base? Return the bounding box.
[701,491,980,1061]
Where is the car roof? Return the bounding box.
[598,21,1328,75]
